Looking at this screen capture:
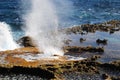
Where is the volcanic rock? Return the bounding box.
[96,39,108,45]
[102,73,111,80]
[111,76,120,80]
[64,46,104,53]
[0,47,120,80]
[17,36,36,47]
[101,60,120,70]
[0,48,102,79]
[80,38,86,43]
[65,20,120,34]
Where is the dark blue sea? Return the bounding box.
[0,0,120,30]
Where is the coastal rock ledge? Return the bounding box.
[0,47,119,79]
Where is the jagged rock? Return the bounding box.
[65,20,120,34]
[0,49,102,79]
[105,20,120,26]
[100,60,120,70]
[96,39,108,45]
[91,55,101,61]
[0,47,120,79]
[111,76,120,80]
[110,30,115,34]
[102,73,111,80]
[17,36,36,47]
[80,38,86,43]
[64,46,104,53]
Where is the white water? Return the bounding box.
[23,0,65,56]
[14,53,60,62]
[0,22,18,51]
[14,53,86,62]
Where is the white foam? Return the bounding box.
[23,0,65,56]
[0,22,19,51]
[14,53,60,62]
[14,53,86,62]
[66,55,86,61]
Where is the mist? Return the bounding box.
[22,0,73,56]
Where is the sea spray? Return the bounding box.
[0,22,19,51]
[23,0,65,56]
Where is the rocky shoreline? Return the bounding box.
[65,20,120,34]
[0,52,120,80]
[0,20,120,80]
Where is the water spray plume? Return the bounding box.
[24,0,64,56]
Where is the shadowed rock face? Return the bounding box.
[96,39,108,45]
[100,60,120,70]
[80,38,86,43]
[0,67,55,80]
[17,36,36,47]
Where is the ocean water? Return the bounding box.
[0,0,120,30]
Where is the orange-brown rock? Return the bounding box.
[0,47,40,55]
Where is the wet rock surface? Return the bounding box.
[0,48,120,80]
[80,38,86,43]
[0,54,101,79]
[96,39,108,45]
[0,20,120,79]
[17,36,36,47]
[65,20,120,34]
[102,73,111,80]
[64,46,104,53]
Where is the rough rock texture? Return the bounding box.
[0,47,120,79]
[100,60,120,71]
[0,47,40,55]
[65,20,120,34]
[96,39,108,45]
[17,36,36,47]
[64,46,104,53]
[0,47,102,79]
[102,73,111,80]
[80,38,86,43]
[1,20,120,79]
